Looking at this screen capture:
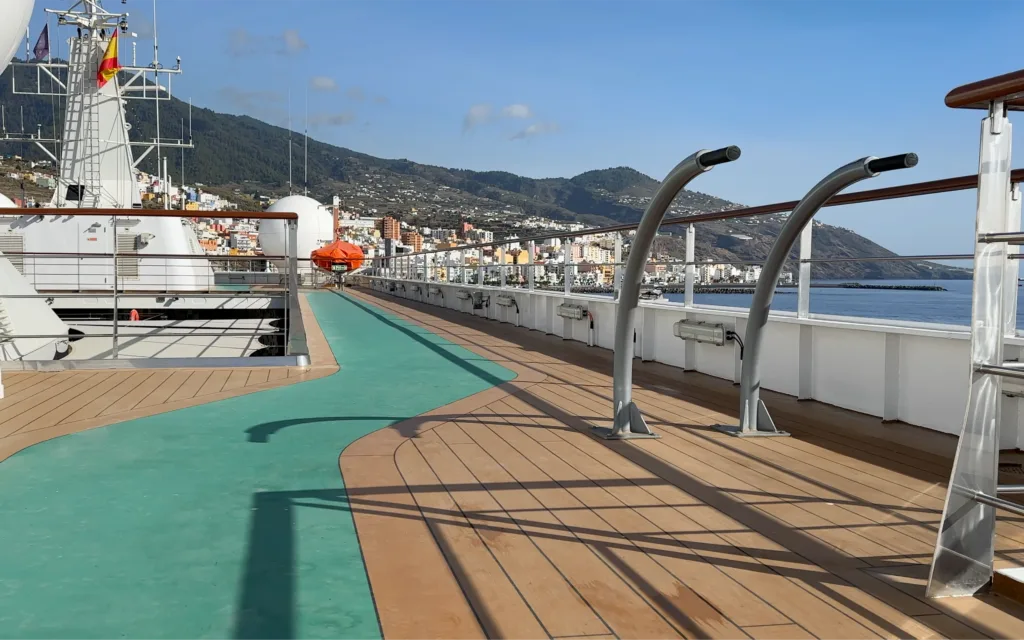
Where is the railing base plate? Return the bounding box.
[713,424,791,438]
[590,426,661,440]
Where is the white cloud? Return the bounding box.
[218,87,287,124]
[310,111,357,127]
[228,28,308,57]
[282,29,307,55]
[463,104,493,132]
[500,104,532,119]
[310,76,338,92]
[463,102,539,133]
[510,122,559,141]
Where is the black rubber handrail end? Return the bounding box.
[868,153,919,173]
[699,145,742,168]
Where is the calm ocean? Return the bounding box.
[656,279,1023,329]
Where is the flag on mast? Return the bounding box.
[96,30,120,88]
[33,24,49,61]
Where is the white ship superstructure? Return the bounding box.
[1,0,213,294]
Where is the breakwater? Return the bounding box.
[535,282,947,295]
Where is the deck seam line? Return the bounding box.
[467,409,691,638]
[0,371,93,420]
[535,378,925,566]
[623,399,956,557]
[1,372,103,433]
[27,369,126,430]
[448,411,618,639]
[622,434,909,637]
[64,370,158,424]
[409,433,556,639]
[536,419,791,631]
[458,409,622,638]
[12,370,120,434]
[391,439,513,639]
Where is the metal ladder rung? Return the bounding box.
[998,485,1024,494]
[979,232,1024,244]
[960,487,1024,517]
[975,363,1024,380]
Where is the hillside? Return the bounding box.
[0,60,969,280]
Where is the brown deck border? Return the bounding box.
[0,292,338,463]
[342,286,1024,640]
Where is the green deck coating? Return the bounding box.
[0,291,514,639]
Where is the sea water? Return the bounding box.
[657,279,1021,328]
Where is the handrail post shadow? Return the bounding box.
[594,145,741,440]
[717,153,918,438]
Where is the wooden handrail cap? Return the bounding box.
[947,69,1024,110]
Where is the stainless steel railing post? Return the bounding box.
[595,146,741,440]
[527,241,535,291]
[684,225,695,307]
[111,214,119,359]
[287,218,299,356]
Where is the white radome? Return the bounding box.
[259,195,334,266]
[1,0,35,75]
[0,193,16,208]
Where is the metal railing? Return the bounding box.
[0,208,305,366]
[367,166,1005,319]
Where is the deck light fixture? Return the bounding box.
[672,320,726,346]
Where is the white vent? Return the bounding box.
[116,233,140,279]
[0,234,25,274]
[455,290,472,300]
[673,320,726,346]
[557,304,587,321]
[428,286,443,296]
[495,295,516,307]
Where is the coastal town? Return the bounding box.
[0,155,792,288]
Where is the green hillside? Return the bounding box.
[0,59,970,280]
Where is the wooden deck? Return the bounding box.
[342,287,1024,640]
[0,293,337,462]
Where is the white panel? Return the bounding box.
[899,334,969,435]
[652,308,687,369]
[759,322,801,396]
[812,326,885,415]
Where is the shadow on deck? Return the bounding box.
[335,285,1024,640]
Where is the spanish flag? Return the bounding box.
[96,30,120,88]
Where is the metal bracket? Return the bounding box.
[591,401,660,440]
[715,398,789,437]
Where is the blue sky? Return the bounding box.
[21,0,1024,256]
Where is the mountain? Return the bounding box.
[0,60,969,280]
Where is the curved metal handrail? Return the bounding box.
[721,153,919,437]
[595,146,741,440]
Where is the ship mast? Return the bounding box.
[2,0,192,208]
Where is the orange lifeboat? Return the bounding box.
[310,240,365,273]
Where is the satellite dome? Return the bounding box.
[258,195,333,267]
[0,192,16,208]
[1,0,35,75]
